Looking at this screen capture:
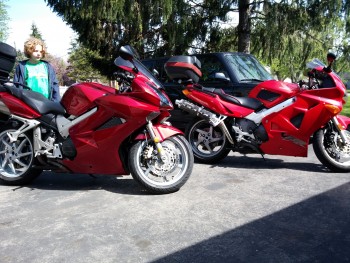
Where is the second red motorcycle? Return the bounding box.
[165,53,350,172]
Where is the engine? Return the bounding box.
[233,118,268,143]
[37,126,77,158]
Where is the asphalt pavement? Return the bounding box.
[0,149,350,263]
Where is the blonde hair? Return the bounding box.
[24,37,47,58]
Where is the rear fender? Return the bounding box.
[134,124,184,141]
[0,93,41,118]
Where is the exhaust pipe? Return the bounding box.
[175,99,234,144]
[175,99,225,126]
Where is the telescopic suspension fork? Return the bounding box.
[332,116,349,145]
[146,120,167,162]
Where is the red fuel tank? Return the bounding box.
[249,80,300,108]
[61,82,114,116]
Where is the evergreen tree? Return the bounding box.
[30,22,44,40]
[45,0,234,57]
[66,41,108,83]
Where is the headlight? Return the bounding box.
[147,82,173,108]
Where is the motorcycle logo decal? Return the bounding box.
[281,133,307,147]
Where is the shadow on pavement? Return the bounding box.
[10,172,151,196]
[8,154,326,194]
[208,154,326,173]
[152,182,350,263]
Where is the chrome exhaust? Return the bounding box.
[175,99,234,144]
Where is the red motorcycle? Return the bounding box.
[165,53,350,172]
[0,44,193,194]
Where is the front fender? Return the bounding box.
[134,124,184,141]
[336,114,350,130]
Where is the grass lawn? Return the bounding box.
[341,94,350,117]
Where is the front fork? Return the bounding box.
[331,116,349,145]
[146,121,166,162]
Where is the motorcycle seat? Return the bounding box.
[3,84,66,115]
[205,87,264,111]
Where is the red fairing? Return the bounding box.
[59,80,177,174]
[60,90,161,174]
[0,92,41,118]
[185,88,254,117]
[249,80,300,108]
[130,75,163,107]
[61,82,115,116]
[256,89,344,156]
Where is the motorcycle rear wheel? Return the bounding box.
[313,127,350,172]
[186,118,231,164]
[0,125,42,185]
[129,135,193,194]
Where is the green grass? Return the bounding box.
[341,94,350,117]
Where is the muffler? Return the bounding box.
[175,99,234,144]
[175,99,225,126]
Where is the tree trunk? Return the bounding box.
[238,0,251,53]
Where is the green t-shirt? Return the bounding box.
[25,61,49,98]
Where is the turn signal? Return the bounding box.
[325,104,341,115]
[182,89,190,96]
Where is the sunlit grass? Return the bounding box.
[341,93,350,117]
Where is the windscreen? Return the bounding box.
[224,53,273,82]
[306,59,326,69]
[114,56,164,89]
[306,58,342,81]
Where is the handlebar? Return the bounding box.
[299,67,333,90]
[114,71,134,93]
[0,79,31,90]
[114,72,132,82]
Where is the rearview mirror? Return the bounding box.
[118,45,139,73]
[327,52,336,63]
[119,46,135,61]
[152,69,160,78]
[209,72,230,82]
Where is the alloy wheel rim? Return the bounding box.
[137,138,189,186]
[0,131,33,178]
[190,120,226,157]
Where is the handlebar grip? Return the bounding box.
[114,72,133,82]
[114,72,126,79]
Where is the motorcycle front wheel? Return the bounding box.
[0,125,42,185]
[313,126,350,172]
[128,135,193,194]
[186,118,231,164]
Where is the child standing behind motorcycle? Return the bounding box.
[13,37,60,102]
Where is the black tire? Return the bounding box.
[185,118,231,164]
[129,135,193,194]
[313,127,350,172]
[0,125,42,185]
